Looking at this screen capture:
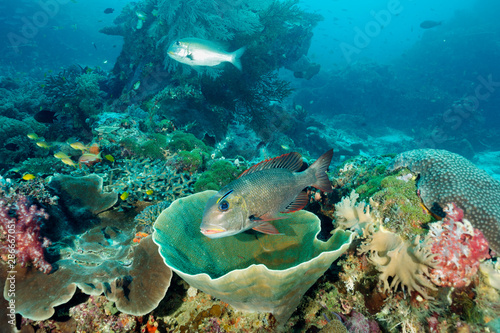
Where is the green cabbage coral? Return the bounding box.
[153,191,354,325]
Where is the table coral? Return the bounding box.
[389,149,500,254]
[0,195,52,273]
[428,203,490,288]
[6,235,171,321]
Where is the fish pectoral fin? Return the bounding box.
[250,213,287,222]
[252,222,282,235]
[186,53,194,60]
[281,191,309,213]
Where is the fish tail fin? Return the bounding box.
[309,149,334,192]
[231,46,246,71]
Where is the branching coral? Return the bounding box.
[69,158,195,205]
[43,65,107,128]
[134,201,171,234]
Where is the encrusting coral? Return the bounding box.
[389,148,500,254]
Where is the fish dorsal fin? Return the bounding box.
[281,191,309,214]
[239,152,303,178]
[252,222,282,235]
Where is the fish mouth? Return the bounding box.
[200,228,226,235]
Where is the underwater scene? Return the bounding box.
[1,0,500,332]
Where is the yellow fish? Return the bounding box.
[69,142,89,151]
[54,152,71,159]
[36,140,52,149]
[120,191,129,200]
[27,133,39,140]
[61,158,77,167]
[22,174,36,180]
[104,154,115,162]
[146,189,154,195]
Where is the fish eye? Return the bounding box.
[175,41,180,46]
[218,200,229,212]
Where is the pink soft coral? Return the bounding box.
[0,195,52,273]
[428,203,490,288]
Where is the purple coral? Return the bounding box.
[0,195,52,273]
[344,311,381,333]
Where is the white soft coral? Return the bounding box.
[360,227,438,298]
[334,190,376,234]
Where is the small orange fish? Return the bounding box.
[89,142,100,155]
[133,232,149,243]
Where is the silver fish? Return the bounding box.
[167,37,246,71]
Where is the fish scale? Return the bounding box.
[234,169,312,217]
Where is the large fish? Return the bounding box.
[201,149,334,238]
[167,38,246,71]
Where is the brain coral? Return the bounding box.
[389,149,500,254]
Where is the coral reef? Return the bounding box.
[335,190,438,299]
[70,295,137,332]
[389,149,500,254]
[43,65,108,129]
[193,159,243,192]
